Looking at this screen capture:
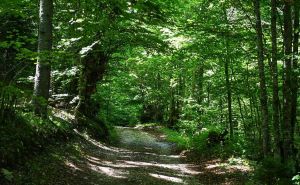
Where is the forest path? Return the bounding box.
[14,127,249,185]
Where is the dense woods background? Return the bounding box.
[0,0,300,184]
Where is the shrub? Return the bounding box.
[254,157,294,184]
[292,174,300,185]
[0,110,72,168]
[161,128,190,151]
[162,126,250,159]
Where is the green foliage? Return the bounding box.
[254,157,294,185]
[175,120,199,135]
[162,125,250,159]
[0,0,299,183]
[51,67,79,95]
[75,115,118,144]
[0,109,72,169]
[1,168,13,182]
[0,9,36,83]
[161,128,190,150]
[292,174,300,185]
[0,84,23,112]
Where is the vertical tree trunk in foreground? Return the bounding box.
[225,39,233,139]
[291,0,299,158]
[282,0,293,162]
[76,52,108,119]
[33,0,53,117]
[253,0,271,157]
[270,0,282,159]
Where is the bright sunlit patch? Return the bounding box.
[122,160,201,175]
[86,156,138,168]
[205,158,252,174]
[81,133,133,154]
[88,163,128,179]
[205,163,221,169]
[149,173,184,184]
[64,160,82,171]
[143,152,181,159]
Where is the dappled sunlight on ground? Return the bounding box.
[15,127,250,185]
[88,162,129,179]
[205,158,252,173]
[149,173,184,184]
[120,160,202,175]
[57,127,205,184]
[64,160,82,172]
[60,127,249,184]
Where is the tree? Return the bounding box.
[253,0,270,157]
[33,0,53,117]
[282,0,293,162]
[270,0,282,159]
[223,7,233,139]
[291,0,299,159]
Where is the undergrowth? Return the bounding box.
[75,114,118,144]
[0,109,118,183]
[161,126,299,184]
[0,110,73,168]
[161,126,245,159]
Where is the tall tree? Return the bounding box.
[253,0,270,157]
[33,0,53,117]
[270,0,282,159]
[225,38,233,139]
[291,0,299,153]
[223,6,233,139]
[282,0,293,162]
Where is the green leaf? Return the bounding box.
[1,168,13,181]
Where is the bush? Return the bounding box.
[175,120,199,135]
[292,174,300,185]
[254,157,294,184]
[161,128,190,151]
[191,128,231,158]
[162,126,249,159]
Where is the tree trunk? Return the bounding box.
[253,0,271,157]
[75,52,108,119]
[291,0,299,158]
[225,38,233,139]
[271,0,282,159]
[237,96,246,131]
[169,85,177,127]
[194,61,204,117]
[197,63,204,107]
[282,0,296,163]
[154,73,164,122]
[33,0,53,118]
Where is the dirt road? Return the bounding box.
[12,127,249,185]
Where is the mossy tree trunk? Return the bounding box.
[75,51,108,121]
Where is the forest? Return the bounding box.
[0,0,300,184]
